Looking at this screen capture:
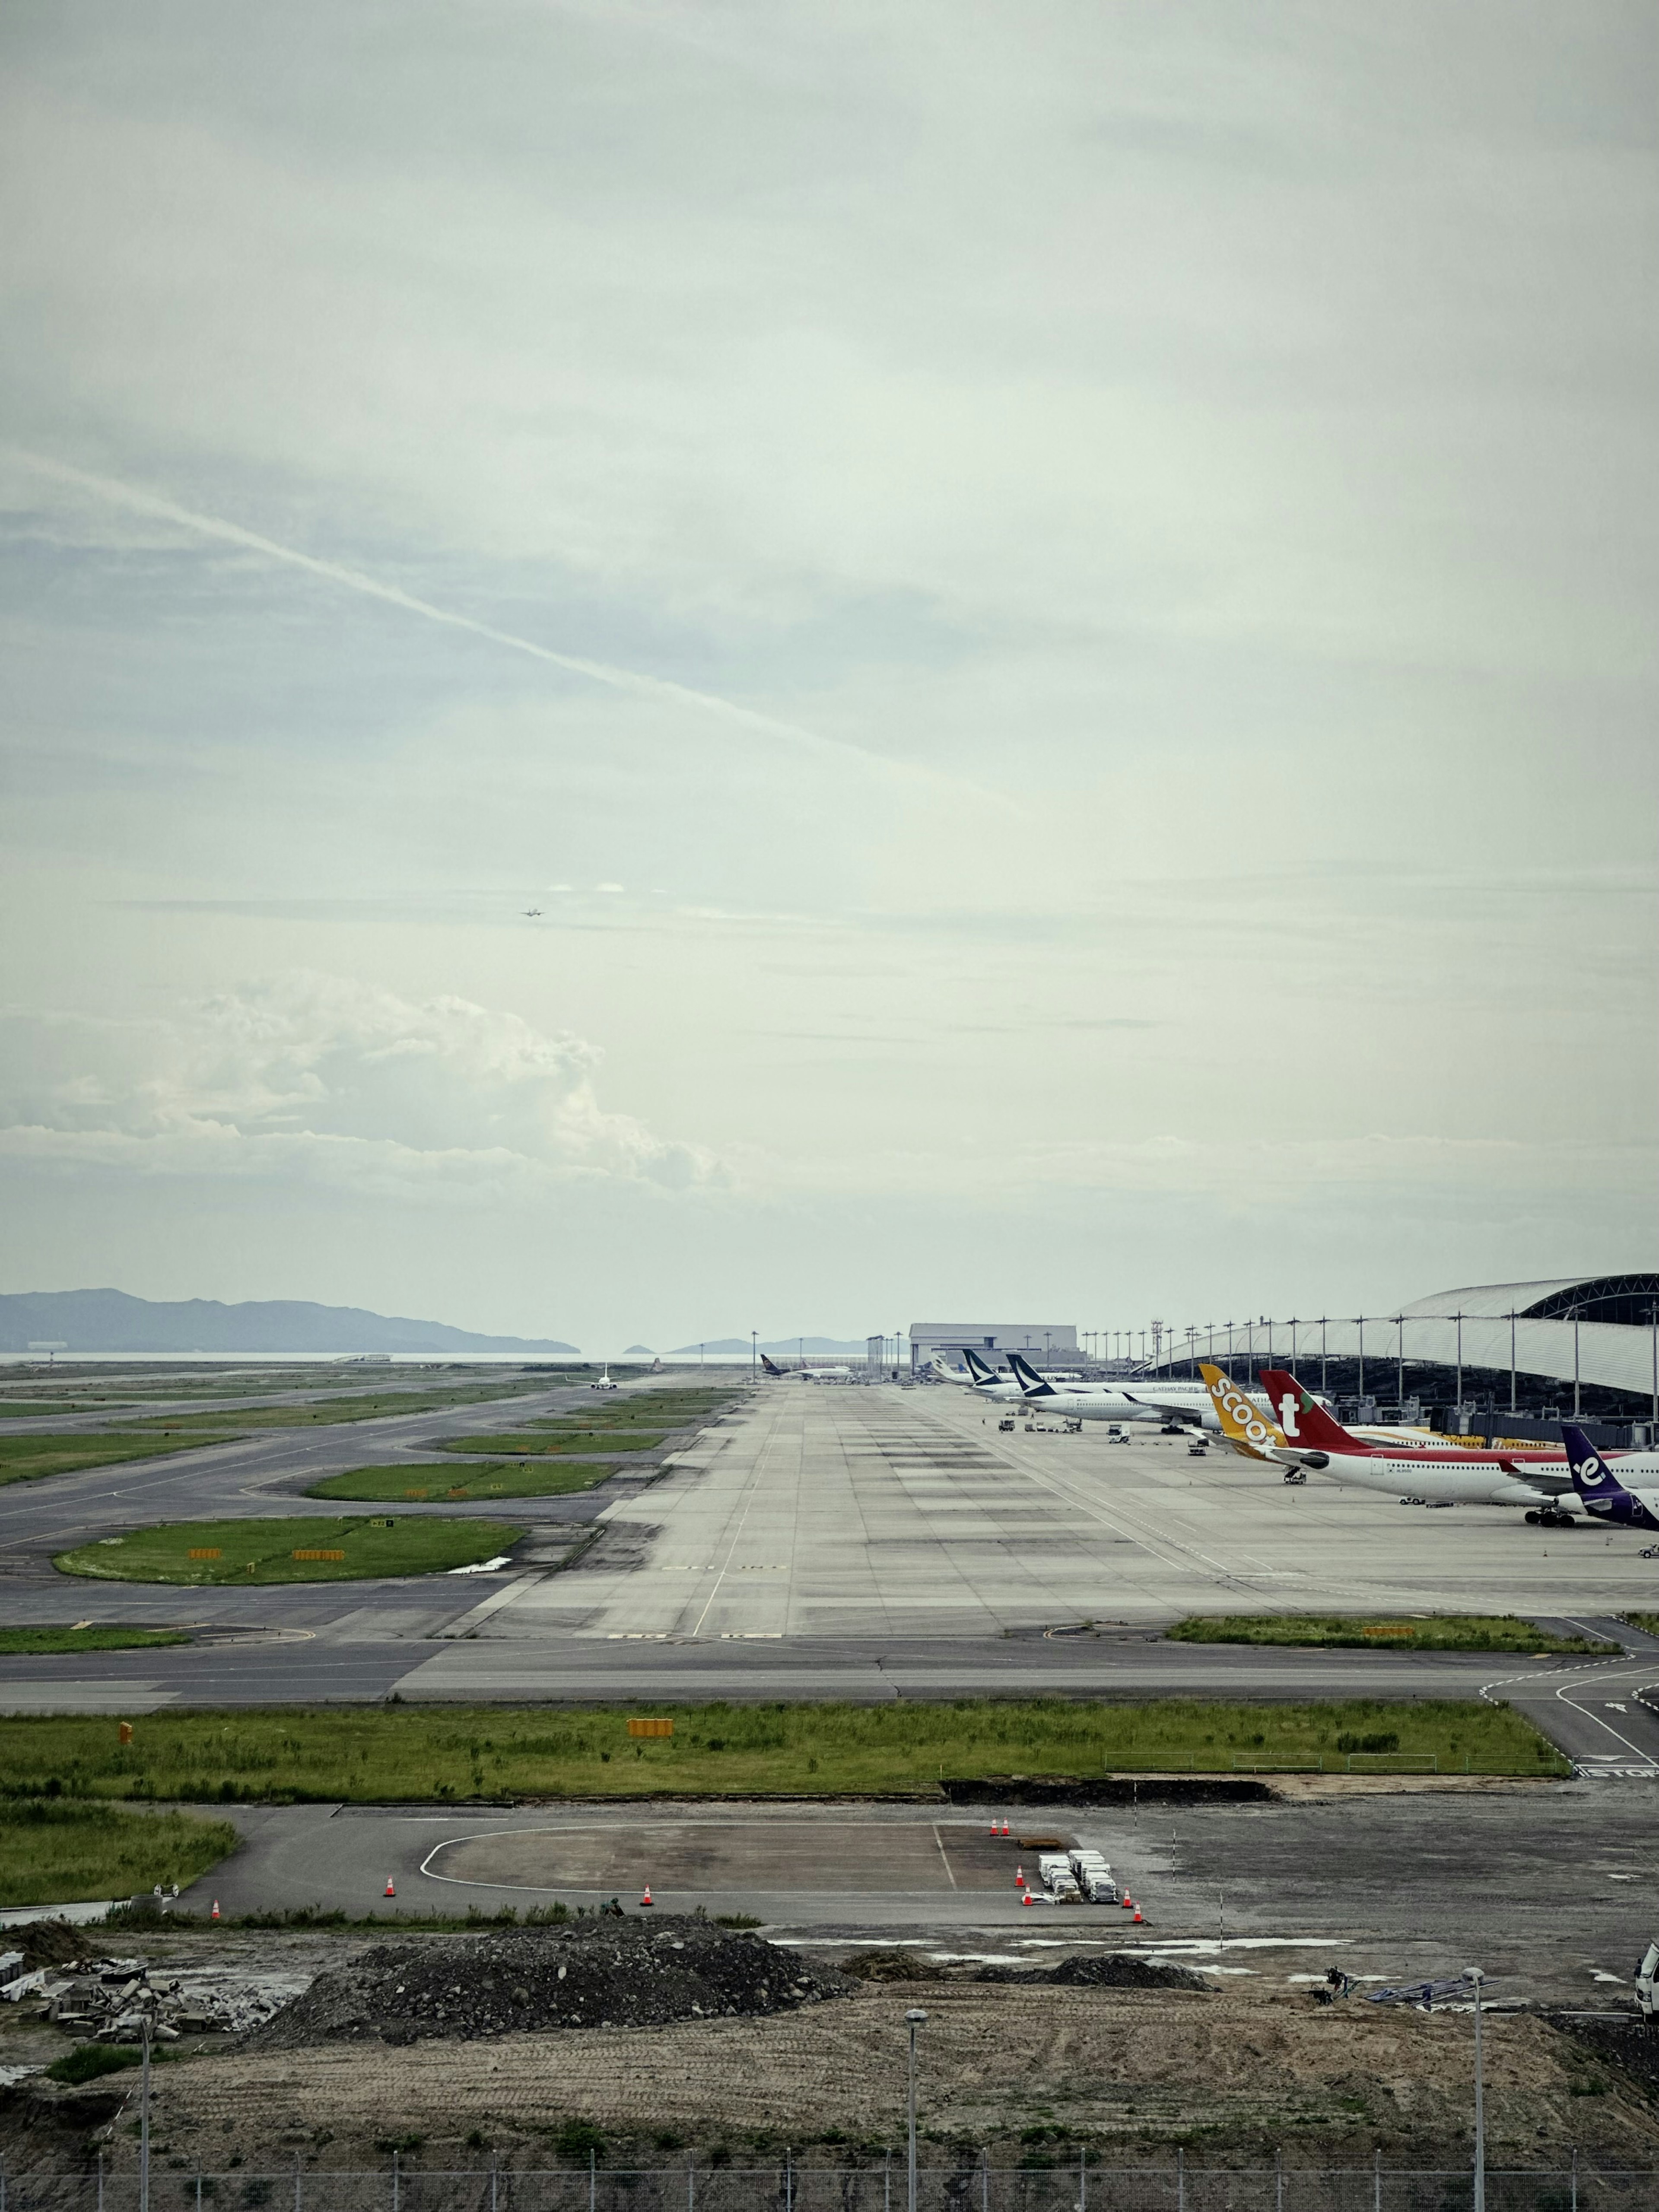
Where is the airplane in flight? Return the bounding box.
[523,908,542,917]
[1565,1425,1659,1541]
[1251,1368,1577,1518]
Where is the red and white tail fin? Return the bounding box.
[1255,1369,1367,1455]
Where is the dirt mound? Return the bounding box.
[973,1953,1211,1993]
[248,1915,851,2048]
[1046,1952,1213,1993]
[11,1919,92,1971]
[839,1949,937,1981]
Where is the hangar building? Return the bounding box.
[909,1322,1077,1376]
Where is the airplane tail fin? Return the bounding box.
[929,1356,967,1383]
[1255,1370,1365,1454]
[1564,1424,1626,1505]
[760,1352,785,1377]
[1199,1364,1285,1456]
[1006,1351,1055,1398]
[961,1348,998,1386]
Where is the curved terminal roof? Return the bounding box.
[1401,1275,1659,1325]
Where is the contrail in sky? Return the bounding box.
[8,448,924,785]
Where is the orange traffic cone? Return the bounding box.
[1015,1864,1026,1887]
[1121,1891,1134,1910]
[1001,1820,1010,1838]
[641,1885,654,1907]
[988,1818,998,1837]
[210,1900,220,1921]
[1132,1904,1144,1924]
[385,1877,396,1897]
[1021,1890,1033,1907]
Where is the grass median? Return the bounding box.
[0,1696,1568,1805]
[125,1379,556,1433]
[0,1625,192,1655]
[305,1460,622,1502]
[0,1431,251,1490]
[436,1430,664,1457]
[0,1800,238,1907]
[53,1516,523,1586]
[1165,1614,1620,1654]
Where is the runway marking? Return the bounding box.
[931,1824,958,1889]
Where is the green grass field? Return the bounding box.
[436,1429,664,1457]
[0,1401,144,1419]
[1622,1614,1659,1637]
[126,1379,555,1433]
[1165,1614,1621,1655]
[0,1696,1567,1806]
[54,1516,523,1586]
[0,1625,191,1655]
[305,1460,621,1502]
[0,1800,238,1907]
[0,1431,250,1489]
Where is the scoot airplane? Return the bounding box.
[1198,1364,1477,1462]
[1566,1427,1659,1546]
[1253,1368,1576,1519]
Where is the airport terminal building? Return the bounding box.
[1138,1274,1658,1436]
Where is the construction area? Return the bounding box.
[2,1901,1659,2209]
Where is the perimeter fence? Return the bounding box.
[7,2166,1659,2212]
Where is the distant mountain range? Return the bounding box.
[0,1289,578,1357]
[669,1336,870,1356]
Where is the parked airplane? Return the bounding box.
[1253,1369,1576,1518]
[760,1351,852,1382]
[957,1348,1028,1401]
[1565,1425,1659,1537]
[1007,1351,1294,1431]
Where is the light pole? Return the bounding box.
[1356,1315,1366,1405]
[1320,1316,1328,1397]
[1510,1310,1517,1416]
[1468,1967,1486,2212]
[905,2007,928,2212]
[1395,1316,1405,1411]
[750,1330,756,1382]
[1455,1311,1465,1416]
[1573,1305,1582,1418]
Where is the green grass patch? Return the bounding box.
[127,1380,556,1433]
[305,1460,621,1502]
[53,1516,523,1586]
[1165,1614,1620,1655]
[0,1800,238,1906]
[437,1429,664,1457]
[1621,1614,1659,1637]
[0,1431,250,1490]
[0,1625,191,1655]
[0,1696,1567,1807]
[0,1401,144,1419]
[46,2044,169,2085]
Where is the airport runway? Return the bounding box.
[6,1382,1659,1769]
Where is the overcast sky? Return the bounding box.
[1,0,1654,1351]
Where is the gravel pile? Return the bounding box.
[249,1916,852,2048]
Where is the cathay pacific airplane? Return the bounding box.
[1006,1350,1294,1431]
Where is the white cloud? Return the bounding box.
[0,974,722,1197]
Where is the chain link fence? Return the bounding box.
[3,2166,1655,2212]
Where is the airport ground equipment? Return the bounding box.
[1637,1940,1658,2028]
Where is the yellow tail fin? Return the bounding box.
[1198,1363,1285,1460]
